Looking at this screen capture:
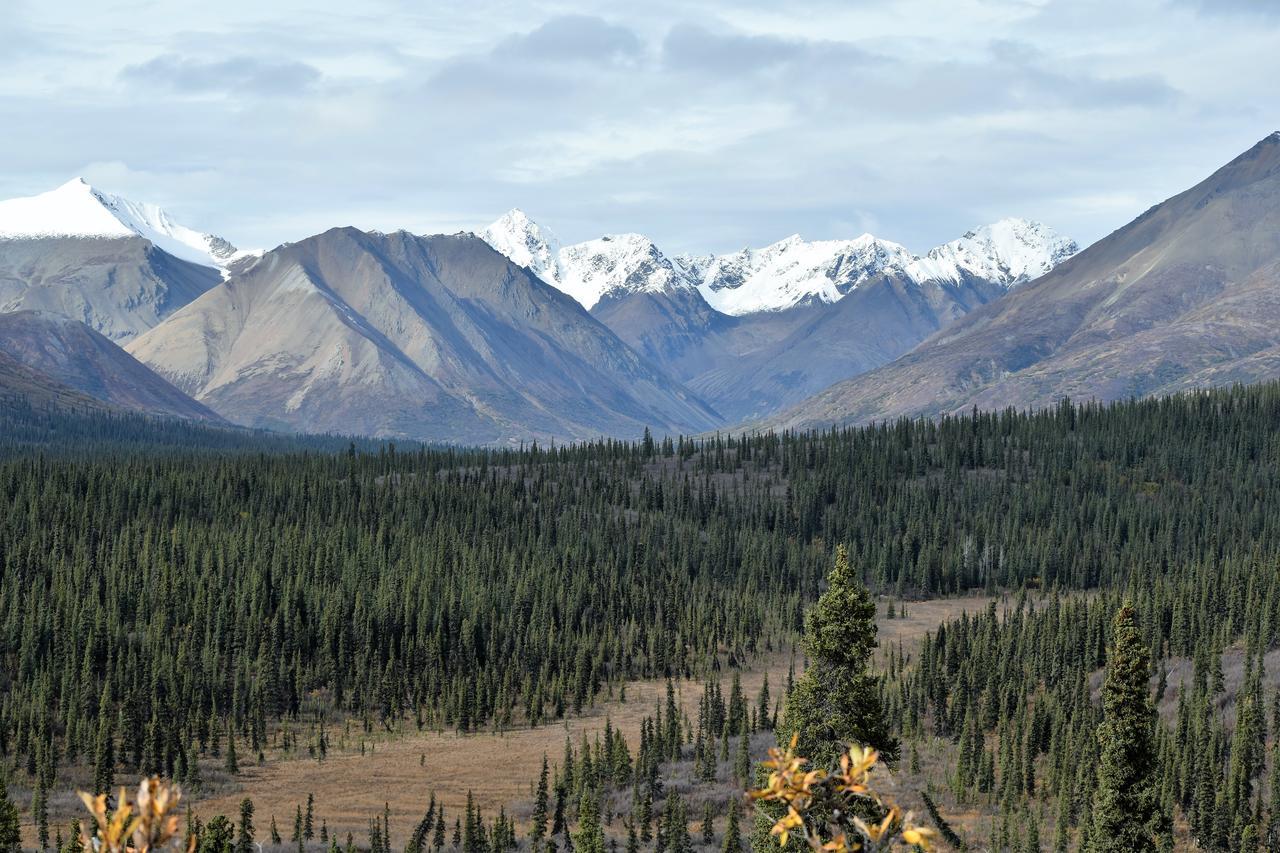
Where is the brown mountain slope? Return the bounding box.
[0,237,223,341]
[0,311,223,420]
[127,229,721,444]
[765,131,1280,430]
[0,348,114,413]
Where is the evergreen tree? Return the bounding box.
[721,801,741,853]
[779,545,898,766]
[531,754,550,844]
[92,690,115,795]
[1087,604,1163,852]
[202,816,236,853]
[573,787,604,853]
[224,724,239,775]
[305,794,316,840]
[236,799,256,853]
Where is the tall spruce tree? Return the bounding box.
[236,799,256,853]
[779,544,898,766]
[573,787,605,853]
[530,754,549,844]
[1087,604,1163,852]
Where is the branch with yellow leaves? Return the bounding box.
[78,778,194,853]
[748,735,937,852]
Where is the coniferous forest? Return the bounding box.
[9,383,1280,849]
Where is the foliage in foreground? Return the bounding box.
[748,737,934,852]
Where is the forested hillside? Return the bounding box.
[8,384,1280,848]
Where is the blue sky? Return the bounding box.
[2,0,1277,255]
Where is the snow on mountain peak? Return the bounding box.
[481,213,695,310]
[0,178,254,273]
[697,232,917,316]
[906,217,1078,287]
[481,209,1076,316]
[481,209,562,282]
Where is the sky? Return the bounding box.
[1,0,1277,256]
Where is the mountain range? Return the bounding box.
[763,131,1280,431]
[1,133,1276,444]
[481,210,1075,421]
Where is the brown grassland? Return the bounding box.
[21,594,999,847]
[187,595,998,843]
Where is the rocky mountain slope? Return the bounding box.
[764,132,1280,430]
[0,179,257,341]
[126,228,720,443]
[0,310,222,420]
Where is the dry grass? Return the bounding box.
[186,596,992,844]
[21,594,992,847]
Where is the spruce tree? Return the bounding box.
[1087,604,1163,852]
[779,544,898,766]
[531,754,549,844]
[92,693,115,795]
[224,724,239,775]
[721,801,741,853]
[236,799,256,853]
[305,795,316,840]
[573,787,605,853]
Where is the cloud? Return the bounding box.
[494,15,642,65]
[1172,0,1280,16]
[119,54,322,96]
[2,0,1273,258]
[662,23,810,72]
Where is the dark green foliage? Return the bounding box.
[920,790,965,850]
[0,782,18,853]
[19,377,1280,848]
[779,545,897,767]
[236,798,256,853]
[721,800,741,853]
[573,787,604,853]
[201,815,235,853]
[1087,605,1160,852]
[531,755,550,843]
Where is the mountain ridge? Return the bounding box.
[0,310,224,420]
[126,228,721,444]
[760,131,1280,431]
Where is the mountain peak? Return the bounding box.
[480,209,562,282]
[0,179,252,272]
[908,218,1078,287]
[481,210,1074,316]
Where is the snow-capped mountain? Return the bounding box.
[689,219,1076,316]
[482,210,697,309]
[482,210,1075,317]
[906,218,1079,286]
[0,179,260,341]
[479,209,561,283]
[691,234,918,316]
[0,178,257,273]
